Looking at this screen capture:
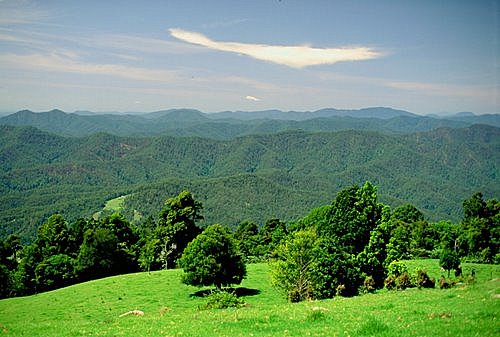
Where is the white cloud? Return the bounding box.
[0,52,178,81]
[245,95,260,101]
[169,28,381,68]
[385,80,497,98]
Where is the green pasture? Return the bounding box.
[0,260,498,336]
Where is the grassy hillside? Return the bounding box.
[0,261,498,336]
[1,124,499,239]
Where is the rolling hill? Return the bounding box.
[0,261,498,336]
[1,123,498,240]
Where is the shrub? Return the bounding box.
[199,290,245,310]
[415,269,435,289]
[336,284,347,297]
[396,272,413,290]
[384,275,397,290]
[362,276,376,294]
[438,276,455,289]
[387,261,408,278]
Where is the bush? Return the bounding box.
[362,276,376,294]
[199,290,245,310]
[438,276,455,289]
[384,275,397,290]
[387,261,408,278]
[415,269,435,289]
[396,272,413,290]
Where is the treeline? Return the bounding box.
[0,184,498,299]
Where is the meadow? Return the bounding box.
[0,260,498,337]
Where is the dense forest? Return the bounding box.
[0,185,498,300]
[0,123,499,240]
[0,106,498,300]
[1,108,499,138]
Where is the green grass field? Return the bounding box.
[0,260,499,336]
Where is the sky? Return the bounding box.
[0,0,498,115]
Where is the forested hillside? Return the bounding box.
[1,108,499,138]
[1,123,498,240]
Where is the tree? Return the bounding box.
[179,224,246,289]
[75,228,124,281]
[0,264,12,299]
[34,254,75,292]
[439,250,460,277]
[392,204,425,224]
[460,193,499,262]
[271,229,318,302]
[463,192,486,220]
[37,214,70,258]
[319,181,382,255]
[313,237,362,298]
[156,190,203,268]
[233,220,261,260]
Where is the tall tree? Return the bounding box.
[36,214,70,258]
[319,181,382,255]
[156,190,203,268]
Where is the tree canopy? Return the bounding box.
[179,224,246,289]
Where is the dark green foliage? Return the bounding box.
[358,208,391,288]
[260,218,287,257]
[75,228,128,281]
[199,290,245,310]
[362,275,376,294]
[233,221,262,261]
[395,272,413,290]
[463,192,487,220]
[440,250,461,277]
[313,239,363,298]
[415,269,435,289]
[179,224,246,289]
[1,124,499,241]
[460,193,499,263]
[156,191,203,268]
[34,254,75,292]
[0,264,12,299]
[392,204,425,223]
[319,182,382,256]
[37,214,71,258]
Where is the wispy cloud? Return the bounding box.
[0,52,178,81]
[0,1,55,25]
[169,28,382,68]
[245,95,260,101]
[385,80,497,98]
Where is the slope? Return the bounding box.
[0,261,498,336]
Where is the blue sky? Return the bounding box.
[0,0,498,114]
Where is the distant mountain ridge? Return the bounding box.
[1,107,498,138]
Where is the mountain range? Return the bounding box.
[1,107,499,139]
